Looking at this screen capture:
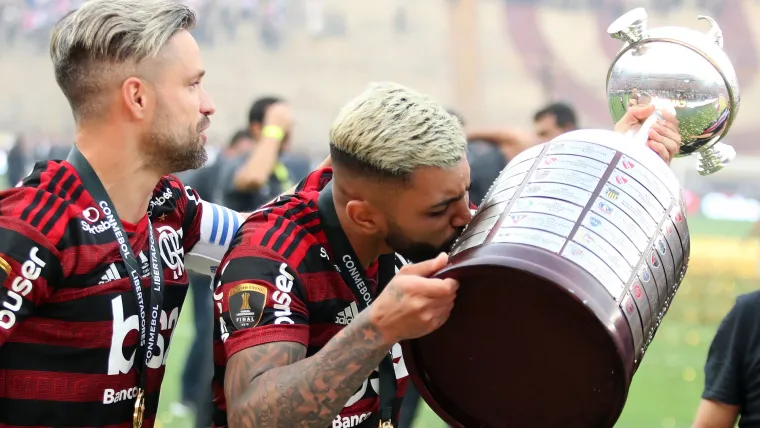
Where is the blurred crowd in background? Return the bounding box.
[1,0,759,427]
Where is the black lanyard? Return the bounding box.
[66,147,164,392]
[317,183,398,425]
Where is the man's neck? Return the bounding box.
[75,128,162,224]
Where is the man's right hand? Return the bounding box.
[369,253,459,344]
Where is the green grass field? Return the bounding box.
[155,214,758,428]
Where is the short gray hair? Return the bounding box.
[50,0,196,120]
[329,82,467,180]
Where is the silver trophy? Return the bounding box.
[607,8,740,175]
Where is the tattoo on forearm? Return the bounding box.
[225,314,390,428]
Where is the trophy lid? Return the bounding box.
[607,8,647,44]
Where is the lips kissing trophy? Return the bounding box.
[401,8,740,428]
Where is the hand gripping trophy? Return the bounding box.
[400,8,740,428]
[607,7,740,176]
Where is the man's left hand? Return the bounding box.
[614,104,682,165]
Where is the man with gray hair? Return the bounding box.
[0,1,284,427]
[210,82,681,428]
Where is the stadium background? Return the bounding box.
[2,0,760,427]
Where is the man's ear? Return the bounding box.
[345,200,383,235]
[122,77,151,120]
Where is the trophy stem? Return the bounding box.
[697,142,736,175]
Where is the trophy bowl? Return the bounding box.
[606,8,740,175]
[402,130,690,428]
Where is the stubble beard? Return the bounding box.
[143,113,209,175]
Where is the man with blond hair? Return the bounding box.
[0,0,319,426]
[210,82,682,428]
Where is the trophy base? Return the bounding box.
[696,142,735,176]
[402,244,634,428]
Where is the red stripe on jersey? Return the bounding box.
[239,220,269,251]
[36,196,65,236]
[0,370,138,402]
[213,341,226,366]
[309,322,343,347]
[284,230,313,267]
[300,271,356,302]
[0,367,168,402]
[9,318,137,348]
[224,324,310,358]
[60,237,147,276]
[238,205,319,262]
[27,191,53,228]
[46,280,132,303]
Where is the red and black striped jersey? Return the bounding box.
[211,168,413,428]
[0,159,211,428]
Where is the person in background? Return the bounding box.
[221,96,310,212]
[171,129,254,427]
[181,130,254,204]
[463,102,578,206]
[532,102,578,142]
[451,109,510,208]
[692,291,760,428]
[6,134,29,186]
[44,140,74,162]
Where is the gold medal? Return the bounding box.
[379,421,394,428]
[133,388,145,428]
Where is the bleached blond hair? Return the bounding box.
[329,82,467,181]
[50,0,196,120]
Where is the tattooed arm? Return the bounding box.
[225,308,392,428]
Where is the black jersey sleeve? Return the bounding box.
[702,293,759,406]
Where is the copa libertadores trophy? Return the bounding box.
[400,8,739,428]
[607,8,741,176]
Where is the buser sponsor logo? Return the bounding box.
[103,386,139,404]
[332,412,371,427]
[0,247,46,330]
[272,263,295,325]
